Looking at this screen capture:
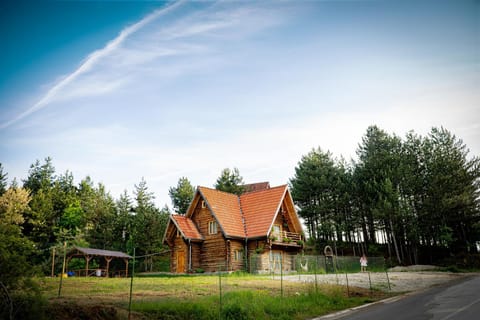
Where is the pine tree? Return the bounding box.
[169,177,194,214]
[214,168,245,195]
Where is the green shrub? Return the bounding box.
[221,304,250,320]
[1,279,47,320]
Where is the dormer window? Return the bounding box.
[208,221,218,234]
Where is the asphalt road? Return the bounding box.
[322,274,480,320]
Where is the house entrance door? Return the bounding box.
[177,250,185,273]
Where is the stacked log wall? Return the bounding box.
[229,239,245,271]
[192,201,227,272]
[191,242,201,271]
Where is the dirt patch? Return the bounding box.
[47,300,119,320]
[388,265,440,272]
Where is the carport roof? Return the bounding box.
[71,246,132,259]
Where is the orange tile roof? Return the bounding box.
[193,185,290,239]
[198,187,246,238]
[240,185,287,238]
[172,215,203,240]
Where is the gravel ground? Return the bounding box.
[282,271,467,292]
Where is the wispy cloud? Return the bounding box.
[0,0,288,130]
[0,0,184,129]
[2,0,477,208]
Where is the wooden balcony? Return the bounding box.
[270,231,303,246]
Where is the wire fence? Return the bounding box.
[246,254,391,294]
[53,253,392,319]
[214,255,391,318]
[248,254,386,274]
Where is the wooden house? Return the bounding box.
[163,184,304,273]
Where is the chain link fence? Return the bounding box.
[247,254,391,294]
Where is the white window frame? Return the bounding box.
[272,224,281,237]
[234,250,238,261]
[208,220,218,234]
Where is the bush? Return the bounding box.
[1,278,47,320]
[221,304,250,320]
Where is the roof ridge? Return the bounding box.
[198,185,239,197]
[240,184,287,197]
[237,196,248,237]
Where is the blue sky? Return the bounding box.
[1,0,479,207]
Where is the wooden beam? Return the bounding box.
[51,247,56,277]
[124,258,129,277]
[85,255,92,277]
[105,256,113,278]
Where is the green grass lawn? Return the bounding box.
[39,274,385,320]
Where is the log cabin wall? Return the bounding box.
[247,239,269,273]
[280,252,295,272]
[275,210,283,227]
[191,242,201,271]
[255,252,270,273]
[247,239,268,254]
[191,198,226,272]
[274,202,289,233]
[229,239,245,271]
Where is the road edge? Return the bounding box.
[311,273,475,320]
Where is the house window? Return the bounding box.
[272,225,281,236]
[234,250,242,261]
[201,200,206,208]
[208,221,218,234]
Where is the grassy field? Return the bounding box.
[38,273,387,319]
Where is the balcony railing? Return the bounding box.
[270,231,303,245]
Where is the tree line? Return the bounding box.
[0,160,250,292]
[0,158,171,280]
[290,126,480,265]
[1,124,478,292]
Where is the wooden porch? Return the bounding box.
[271,231,303,246]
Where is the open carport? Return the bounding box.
[66,246,132,277]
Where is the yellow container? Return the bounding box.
[61,273,68,278]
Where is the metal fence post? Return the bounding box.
[368,271,372,295]
[384,258,391,291]
[219,267,222,319]
[345,271,350,297]
[280,255,283,298]
[128,247,135,320]
[57,241,67,298]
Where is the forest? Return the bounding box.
[1,125,479,294]
[290,126,480,266]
